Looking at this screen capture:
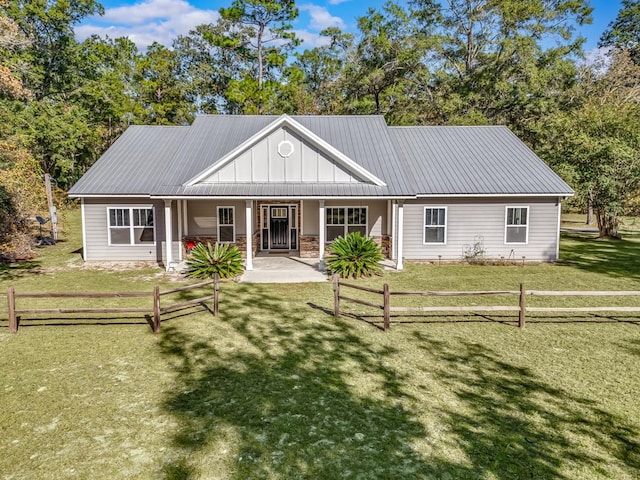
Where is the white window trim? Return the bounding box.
[325,206,368,241]
[107,206,156,247]
[423,206,447,245]
[217,206,236,243]
[505,206,529,245]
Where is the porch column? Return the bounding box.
[164,199,173,271]
[245,200,253,271]
[177,200,183,261]
[319,200,326,263]
[182,200,188,236]
[397,201,404,270]
[391,202,398,260]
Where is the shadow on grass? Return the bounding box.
[158,284,640,479]
[159,284,431,479]
[411,332,640,479]
[560,232,640,279]
[0,260,42,281]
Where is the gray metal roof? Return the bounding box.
[389,126,573,195]
[68,125,189,196]
[69,116,572,198]
[152,115,412,197]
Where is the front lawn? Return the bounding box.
[1,212,639,479]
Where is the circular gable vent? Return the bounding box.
[278,140,294,158]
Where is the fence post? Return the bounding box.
[153,286,161,333]
[213,274,219,317]
[519,283,526,329]
[7,286,17,333]
[383,283,390,331]
[333,274,340,317]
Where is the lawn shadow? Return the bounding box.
[158,284,437,479]
[0,260,42,281]
[157,284,640,479]
[560,232,640,280]
[411,332,640,478]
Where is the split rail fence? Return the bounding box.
[332,275,640,331]
[4,275,220,334]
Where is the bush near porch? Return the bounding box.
[0,210,639,479]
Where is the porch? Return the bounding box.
[162,198,406,272]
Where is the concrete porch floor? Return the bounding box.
[240,255,329,283]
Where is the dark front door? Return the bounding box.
[270,206,289,249]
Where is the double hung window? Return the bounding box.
[217,207,235,243]
[505,207,528,244]
[424,207,447,244]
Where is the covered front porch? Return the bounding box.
[161,198,406,272]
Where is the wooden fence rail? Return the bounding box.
[4,274,220,334]
[332,275,640,331]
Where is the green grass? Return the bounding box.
[1,211,639,479]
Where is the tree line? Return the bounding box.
[0,0,639,258]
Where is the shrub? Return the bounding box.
[325,231,384,278]
[185,242,244,279]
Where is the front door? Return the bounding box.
[270,206,289,249]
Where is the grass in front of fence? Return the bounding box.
[1,213,640,478]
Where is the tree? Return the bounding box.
[2,0,103,99]
[599,0,640,64]
[217,0,299,113]
[410,0,592,134]
[0,142,48,261]
[135,42,194,125]
[292,28,354,114]
[0,0,30,99]
[343,2,430,116]
[536,50,640,238]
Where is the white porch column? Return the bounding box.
[177,200,183,261]
[391,201,398,260]
[182,199,188,236]
[245,200,253,271]
[319,200,326,262]
[164,199,173,271]
[396,201,404,270]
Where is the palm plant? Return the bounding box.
[325,231,384,278]
[185,242,244,279]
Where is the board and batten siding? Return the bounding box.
[402,197,561,261]
[83,198,179,262]
[202,127,362,184]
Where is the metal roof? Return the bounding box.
[68,126,189,196]
[389,126,573,196]
[69,116,573,198]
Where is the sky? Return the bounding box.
[76,0,623,57]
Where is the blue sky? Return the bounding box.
[76,0,622,56]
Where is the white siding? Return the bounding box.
[199,126,362,183]
[402,198,560,261]
[83,198,179,262]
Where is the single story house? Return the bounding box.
[68,114,573,271]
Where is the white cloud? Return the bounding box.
[76,0,218,50]
[299,4,345,31]
[293,29,332,49]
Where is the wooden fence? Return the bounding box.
[4,275,220,334]
[332,275,640,331]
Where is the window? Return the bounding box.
[505,207,528,244]
[108,207,154,245]
[424,207,446,244]
[217,207,235,243]
[326,207,367,241]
